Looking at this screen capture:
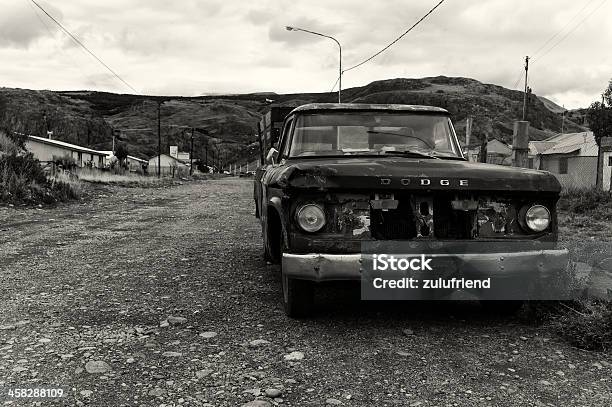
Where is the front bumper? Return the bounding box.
[283,250,569,281]
[282,249,570,300]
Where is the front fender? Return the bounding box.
[262,187,290,261]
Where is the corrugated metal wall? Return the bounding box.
[541,155,597,189]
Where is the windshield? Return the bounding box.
[288,112,462,158]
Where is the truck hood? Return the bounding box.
[267,157,561,193]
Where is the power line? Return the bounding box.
[27,0,55,38]
[530,0,598,58]
[343,0,446,73]
[511,69,525,90]
[29,0,138,93]
[26,0,94,83]
[532,0,606,64]
[508,0,604,89]
[330,75,340,93]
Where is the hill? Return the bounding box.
[537,96,566,114]
[0,76,586,166]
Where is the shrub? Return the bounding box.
[52,171,82,200]
[0,132,19,155]
[0,130,82,205]
[558,187,612,219]
[0,128,27,151]
[0,153,50,201]
[52,154,78,171]
[549,300,612,351]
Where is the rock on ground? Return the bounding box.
[84,361,112,374]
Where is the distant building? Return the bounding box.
[169,148,190,163]
[25,135,107,168]
[126,155,148,170]
[529,132,598,189]
[177,152,190,162]
[148,154,188,176]
[465,139,512,165]
[601,137,612,191]
[101,150,148,171]
[527,141,557,170]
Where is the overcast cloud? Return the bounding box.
[0,0,610,108]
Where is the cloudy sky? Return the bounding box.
[1,0,610,108]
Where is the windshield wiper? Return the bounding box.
[378,150,439,159]
[428,151,466,160]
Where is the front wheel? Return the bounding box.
[282,272,314,318]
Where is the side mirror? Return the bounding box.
[266,147,279,164]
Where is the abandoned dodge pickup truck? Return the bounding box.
[254,103,568,317]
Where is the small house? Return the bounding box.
[530,132,598,189]
[148,154,188,176]
[25,135,107,168]
[101,150,148,172]
[465,139,512,165]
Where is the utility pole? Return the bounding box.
[595,94,605,189]
[190,127,195,175]
[285,26,342,102]
[465,117,473,147]
[112,129,121,154]
[522,56,529,121]
[157,101,161,178]
[43,111,53,139]
[561,105,565,134]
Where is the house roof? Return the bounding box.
[27,135,106,155]
[529,141,557,155]
[127,155,147,163]
[148,154,188,166]
[538,132,598,156]
[101,151,147,163]
[485,139,512,155]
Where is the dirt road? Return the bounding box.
[1,179,611,406]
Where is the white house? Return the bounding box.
[101,150,148,171]
[25,135,107,168]
[148,154,188,176]
[465,139,512,165]
[529,132,598,189]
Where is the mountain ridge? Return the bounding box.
[0,76,586,165]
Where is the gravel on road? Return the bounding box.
[1,178,611,406]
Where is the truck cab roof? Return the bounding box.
[289,103,449,115]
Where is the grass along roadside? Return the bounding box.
[537,188,612,352]
[77,169,166,187]
[0,130,81,205]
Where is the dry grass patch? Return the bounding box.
[77,169,167,187]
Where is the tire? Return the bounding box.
[279,226,314,317]
[263,240,273,262]
[264,209,282,264]
[480,300,524,315]
[282,272,314,318]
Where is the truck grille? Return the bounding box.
[369,193,522,240]
[325,191,551,241]
[370,197,417,239]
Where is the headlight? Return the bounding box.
[525,205,550,232]
[296,204,326,233]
